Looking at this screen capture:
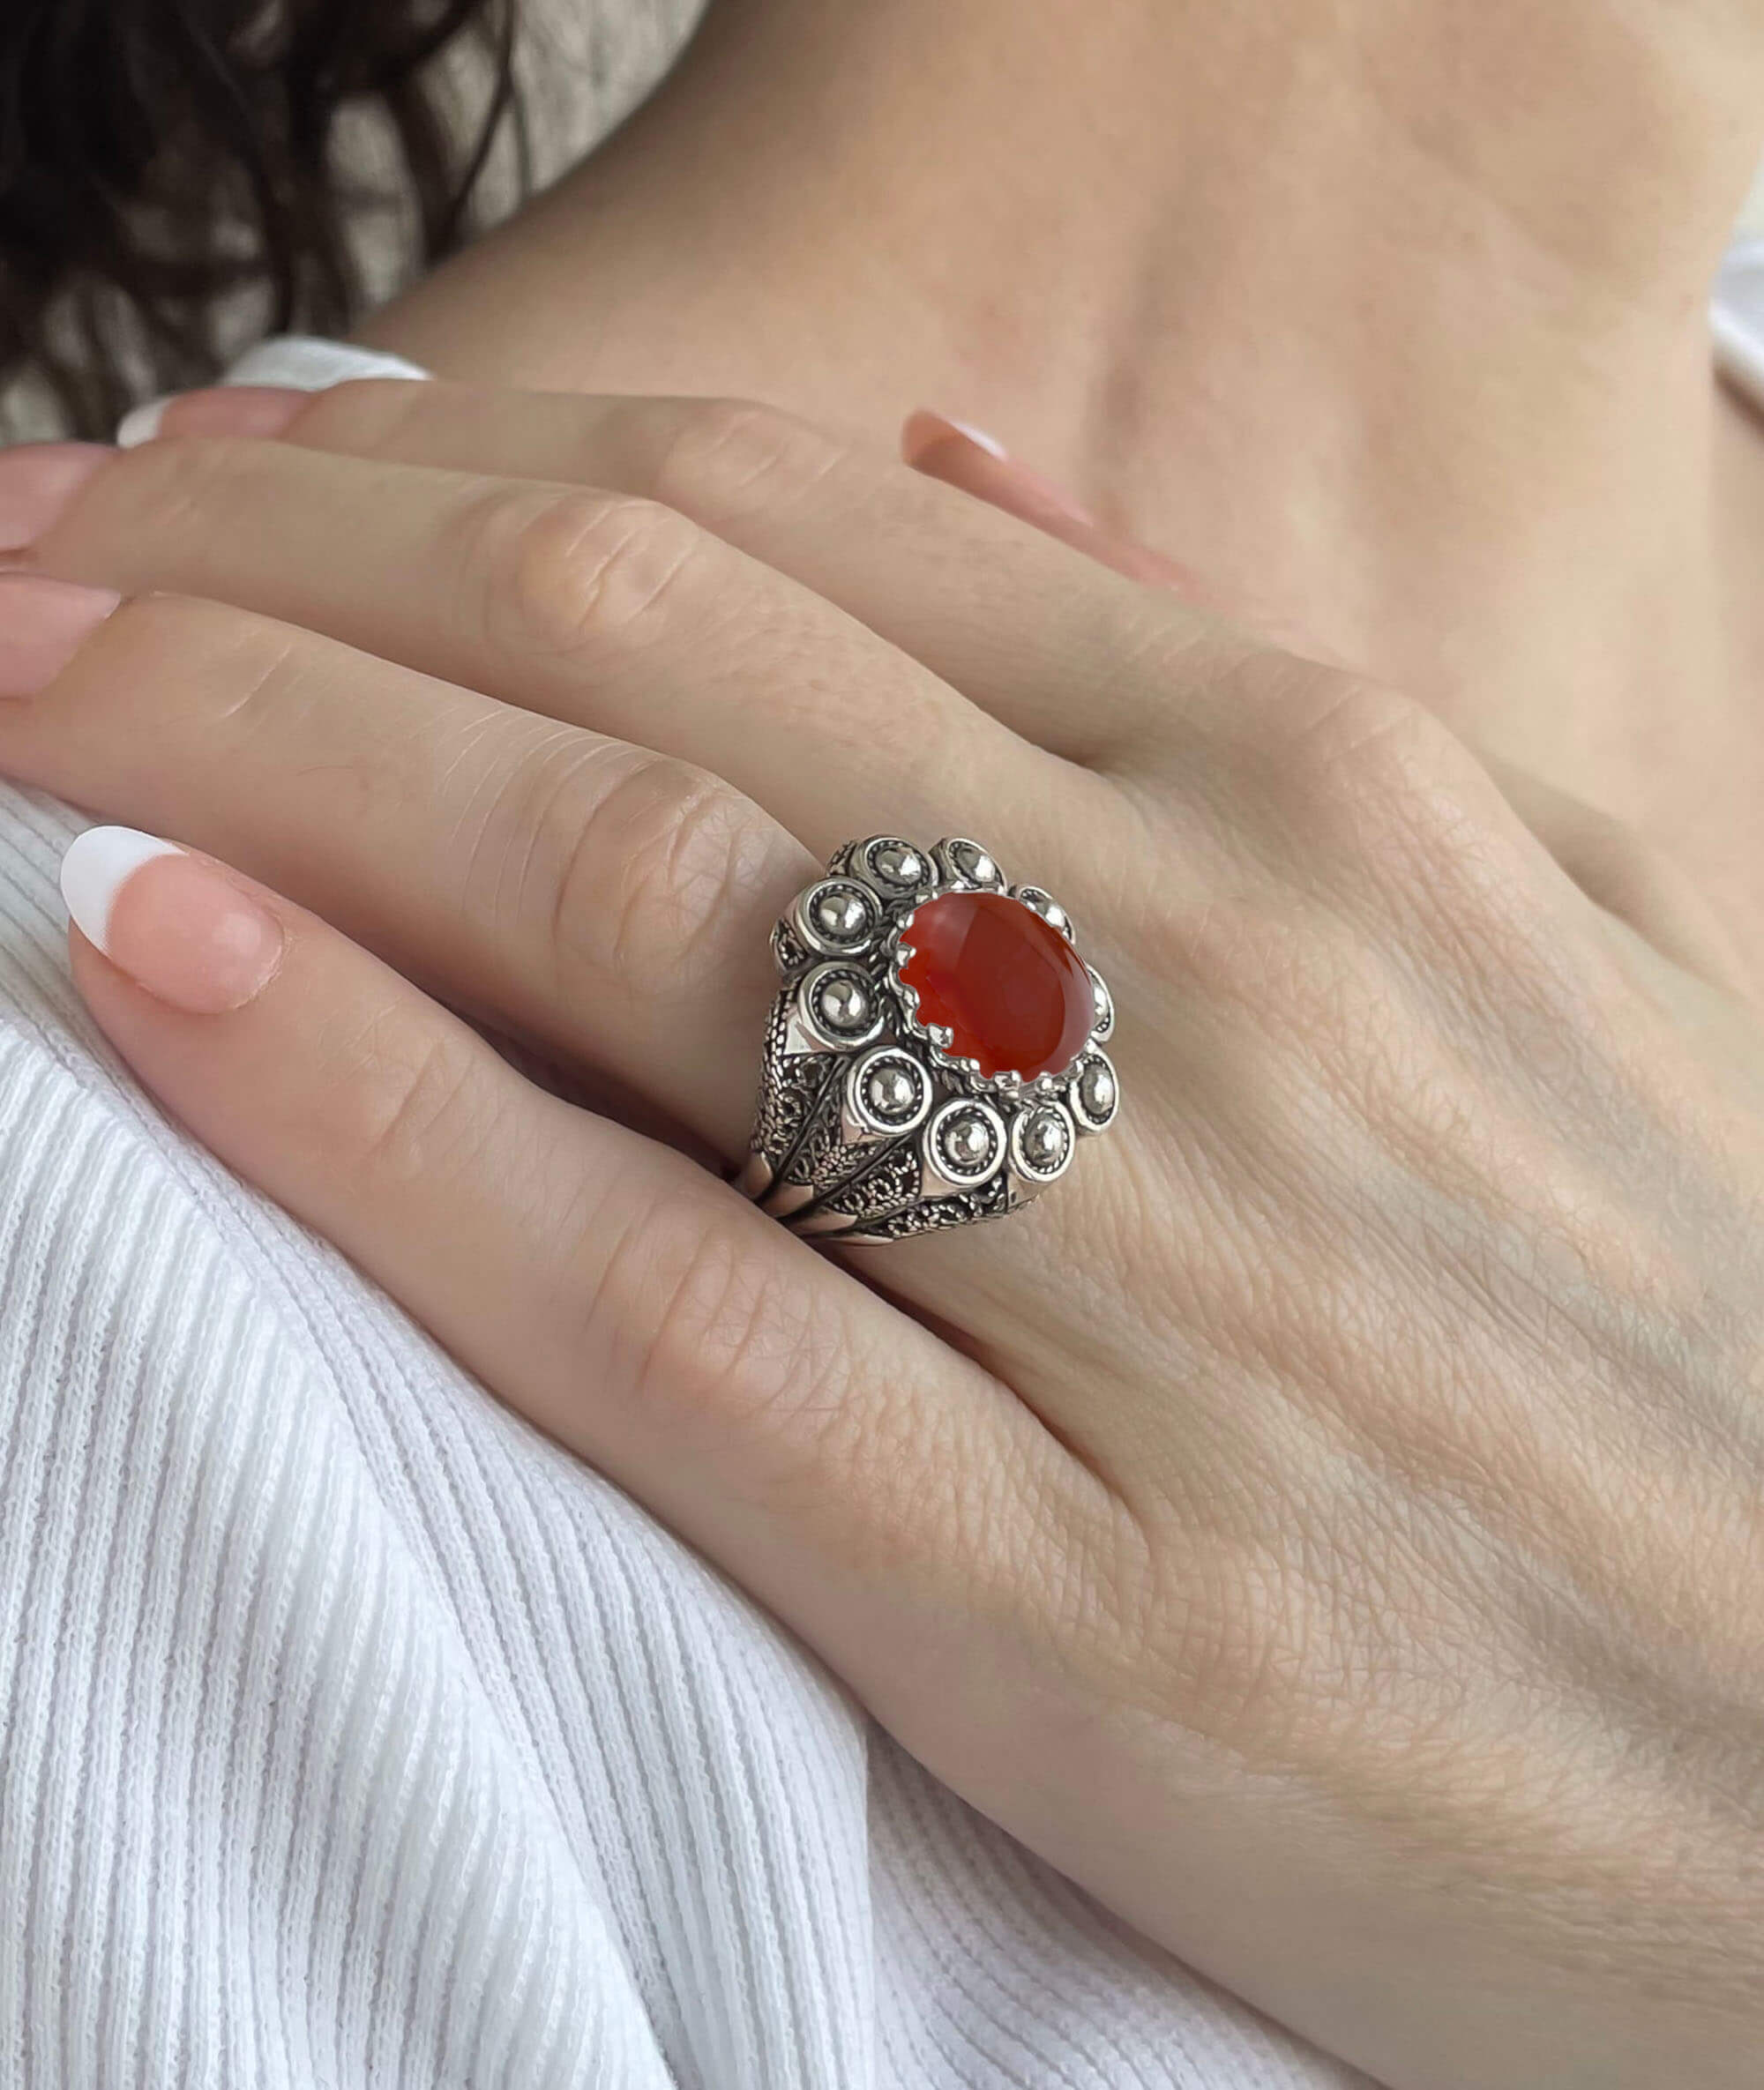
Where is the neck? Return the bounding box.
[363,0,1764,881]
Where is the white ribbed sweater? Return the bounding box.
[0,345,1377,2090]
[0,782,1375,2088]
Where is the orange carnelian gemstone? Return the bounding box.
[899,892,1093,1080]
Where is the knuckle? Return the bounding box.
[587,758,784,1000]
[583,1191,863,1464]
[648,398,852,525]
[101,434,240,547]
[1242,666,1529,895]
[579,1191,1143,1661]
[290,376,429,453]
[633,1213,846,1429]
[1259,669,1444,815]
[587,1198,1003,1579]
[1157,1498,1392,1765]
[480,739,789,1005]
[328,1007,495,1189]
[112,594,307,735]
[473,487,706,667]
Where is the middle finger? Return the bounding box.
[10,437,1091,863]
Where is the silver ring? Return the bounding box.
[739,836,1119,1242]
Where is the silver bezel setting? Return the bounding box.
[1088,966,1115,1041]
[1069,1049,1119,1135]
[925,1097,1008,1190]
[1012,885,1073,939]
[856,836,929,895]
[1009,1100,1076,1184]
[742,836,1122,1243]
[844,1044,934,1140]
[931,836,1006,892]
[796,959,887,1051]
[792,877,883,959]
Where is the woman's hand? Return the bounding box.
[2,382,1761,2090]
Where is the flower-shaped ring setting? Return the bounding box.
[740,836,1119,1242]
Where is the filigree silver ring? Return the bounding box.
[739,836,1119,1243]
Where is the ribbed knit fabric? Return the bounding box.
[0,349,1379,2087]
[0,785,1379,2089]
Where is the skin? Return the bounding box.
[356,0,1764,974]
[1,0,1763,2082]
[0,377,1758,2089]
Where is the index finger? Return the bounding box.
[134,380,1230,764]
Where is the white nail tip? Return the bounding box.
[116,399,169,448]
[946,418,1009,460]
[220,339,432,391]
[60,827,183,954]
[116,338,434,444]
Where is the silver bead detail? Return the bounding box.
[943,1115,992,1167]
[812,887,871,939]
[1080,1059,1116,1118]
[870,841,923,888]
[865,1066,915,1120]
[1088,967,1114,1037]
[1020,1113,1066,1167]
[817,976,871,1032]
[1014,885,1072,937]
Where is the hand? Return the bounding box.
[2,383,1761,2090]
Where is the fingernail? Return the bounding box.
[118,386,309,448]
[902,409,1097,527]
[901,410,1008,467]
[0,443,112,549]
[0,574,122,698]
[115,399,168,448]
[61,827,285,1013]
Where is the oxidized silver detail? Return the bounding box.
[1087,965,1115,1041]
[1069,1049,1119,1135]
[742,835,1122,1243]
[794,877,879,958]
[857,837,927,893]
[845,1045,933,1139]
[796,960,887,1051]
[1010,1100,1076,1183]
[927,1098,1006,1188]
[932,836,1006,892]
[1012,884,1073,939]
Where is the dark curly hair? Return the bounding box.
[0,0,523,437]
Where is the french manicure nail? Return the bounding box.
[61,827,285,1014]
[0,444,112,550]
[0,574,122,698]
[902,409,1098,527]
[118,386,310,449]
[935,414,1008,460]
[901,410,1008,467]
[114,399,169,448]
